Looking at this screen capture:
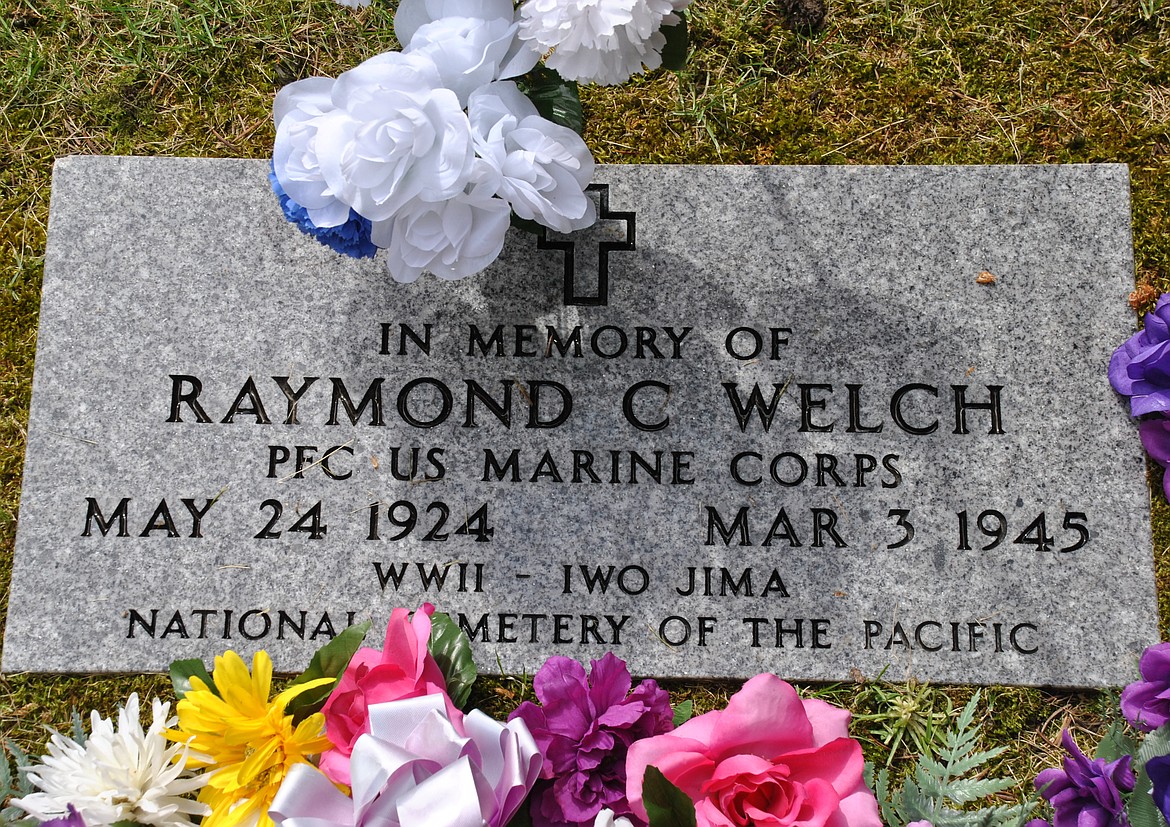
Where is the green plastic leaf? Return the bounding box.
[1097,721,1138,762]
[0,748,13,796]
[429,611,478,709]
[520,67,585,136]
[1,738,35,824]
[1131,724,1170,827]
[285,620,371,724]
[672,699,694,727]
[1138,724,1170,764]
[874,688,1039,827]
[643,766,697,827]
[69,710,88,745]
[660,12,688,71]
[290,620,371,687]
[170,658,217,700]
[1129,773,1167,827]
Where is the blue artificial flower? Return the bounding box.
[268,166,378,260]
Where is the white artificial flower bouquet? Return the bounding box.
[269,0,691,283]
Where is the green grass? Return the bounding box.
[1,0,1169,805]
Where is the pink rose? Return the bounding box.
[626,674,881,827]
[319,603,459,785]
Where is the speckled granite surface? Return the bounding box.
[1,156,1154,686]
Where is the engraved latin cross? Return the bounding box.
[539,183,636,307]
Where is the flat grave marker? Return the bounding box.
[1,155,1156,686]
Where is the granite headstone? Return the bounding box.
[1,155,1156,686]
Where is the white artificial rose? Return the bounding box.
[468,81,596,234]
[371,182,512,282]
[396,0,538,105]
[312,51,475,223]
[517,0,687,85]
[394,0,514,40]
[334,0,372,6]
[272,77,352,228]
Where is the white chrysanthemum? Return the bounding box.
[517,0,689,84]
[469,81,596,233]
[14,694,208,827]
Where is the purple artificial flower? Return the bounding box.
[1035,729,1134,827]
[41,805,85,827]
[1110,294,1170,416]
[1141,420,1170,465]
[1147,754,1170,823]
[1140,420,1170,501]
[1121,642,1170,732]
[509,654,674,827]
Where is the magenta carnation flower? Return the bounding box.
[1110,294,1170,416]
[1121,642,1170,731]
[1035,729,1134,827]
[509,654,673,827]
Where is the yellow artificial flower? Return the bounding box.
[168,650,334,827]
